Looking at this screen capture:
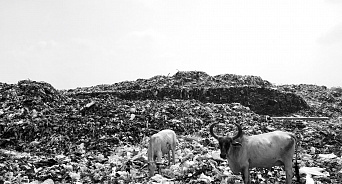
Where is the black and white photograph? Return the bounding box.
[1,0,342,183]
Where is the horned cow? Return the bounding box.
[147,129,178,177]
[210,122,300,184]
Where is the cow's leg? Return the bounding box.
[242,167,251,184]
[156,151,163,174]
[284,158,294,184]
[171,147,176,165]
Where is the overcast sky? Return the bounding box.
[1,0,342,89]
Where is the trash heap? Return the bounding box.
[277,84,342,118]
[69,71,309,116]
[1,72,342,183]
[214,73,272,87]
[1,79,266,153]
[68,71,272,92]
[66,70,267,93]
[0,80,70,151]
[0,80,66,120]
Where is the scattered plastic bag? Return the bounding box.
[299,167,329,177]
[318,153,337,159]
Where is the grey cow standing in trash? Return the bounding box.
[147,129,178,177]
[210,122,300,184]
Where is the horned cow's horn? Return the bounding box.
[209,123,221,139]
[232,123,243,140]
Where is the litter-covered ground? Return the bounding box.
[1,71,342,183]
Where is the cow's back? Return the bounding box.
[157,129,176,154]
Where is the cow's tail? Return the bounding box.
[292,133,300,183]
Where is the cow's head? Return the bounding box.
[209,122,243,159]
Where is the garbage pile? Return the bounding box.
[1,73,342,183]
[0,80,66,120]
[0,75,338,152]
[68,71,308,116]
[1,79,267,153]
[0,80,70,151]
[214,73,272,87]
[70,71,272,92]
[277,84,342,118]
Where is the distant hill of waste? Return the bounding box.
[66,71,309,116]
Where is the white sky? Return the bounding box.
[1,0,342,89]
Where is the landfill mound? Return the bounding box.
[0,73,308,153]
[1,76,339,150]
[277,84,342,118]
[0,80,267,154]
[71,86,308,116]
[69,71,272,92]
[0,78,265,149]
[68,71,308,116]
[1,74,342,183]
[0,80,66,119]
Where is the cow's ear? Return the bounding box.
[232,141,242,147]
